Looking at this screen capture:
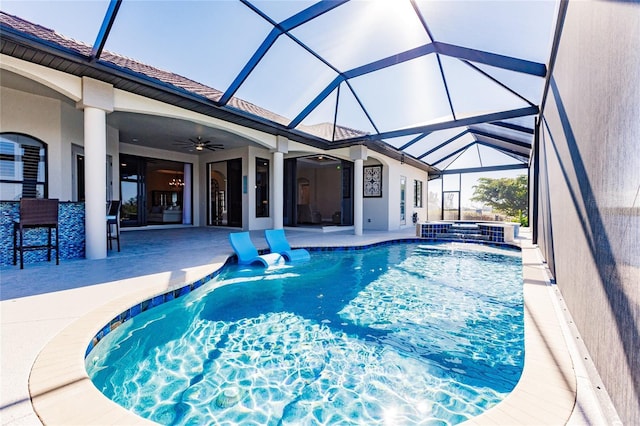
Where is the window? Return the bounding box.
[414,179,423,207]
[0,133,47,200]
[255,157,269,217]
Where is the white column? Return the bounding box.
[353,158,364,236]
[77,77,114,260]
[84,106,107,259]
[273,136,288,229]
[350,145,368,236]
[273,151,284,229]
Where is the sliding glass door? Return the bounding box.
[207,158,242,227]
[120,154,146,226]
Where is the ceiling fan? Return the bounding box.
[173,136,224,152]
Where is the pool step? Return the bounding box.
[440,224,488,241]
[417,222,516,244]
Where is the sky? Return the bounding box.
[0,0,557,133]
[1,0,554,209]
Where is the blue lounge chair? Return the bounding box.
[265,229,311,262]
[229,232,283,267]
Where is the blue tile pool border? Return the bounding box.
[85,237,521,359]
[84,257,234,358]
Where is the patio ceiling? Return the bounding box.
[0,0,559,175]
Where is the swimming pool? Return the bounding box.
[87,242,523,425]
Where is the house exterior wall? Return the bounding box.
[363,156,429,231]
[362,159,389,230]
[1,86,63,199]
[2,57,430,237]
[535,1,640,423]
[1,84,122,204]
[60,100,85,201]
[386,159,429,230]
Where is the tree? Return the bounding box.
[470,175,528,220]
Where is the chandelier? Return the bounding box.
[169,175,185,187]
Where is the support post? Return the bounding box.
[532,118,540,244]
[273,136,288,229]
[77,77,113,260]
[350,145,368,236]
[84,107,107,259]
[353,158,364,236]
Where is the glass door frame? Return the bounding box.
[119,154,146,227]
[442,190,461,220]
[207,158,242,227]
[340,160,354,225]
[71,144,112,203]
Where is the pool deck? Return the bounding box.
[0,226,613,425]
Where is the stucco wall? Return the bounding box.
[1,84,122,204]
[1,86,62,199]
[60,100,84,201]
[536,1,640,423]
[363,157,428,231]
[362,159,389,230]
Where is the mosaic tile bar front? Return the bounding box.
[0,201,85,266]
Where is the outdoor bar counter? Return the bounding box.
[0,201,85,267]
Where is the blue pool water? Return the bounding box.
[87,242,524,425]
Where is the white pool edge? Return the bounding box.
[29,238,588,425]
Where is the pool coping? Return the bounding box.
[29,237,576,425]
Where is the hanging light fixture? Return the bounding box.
[169,174,185,187]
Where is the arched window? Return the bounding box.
[0,133,47,200]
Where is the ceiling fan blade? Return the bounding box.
[174,137,220,151]
[190,136,212,143]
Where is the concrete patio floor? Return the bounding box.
[0,226,615,425]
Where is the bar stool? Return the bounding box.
[106,200,121,251]
[13,198,59,269]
